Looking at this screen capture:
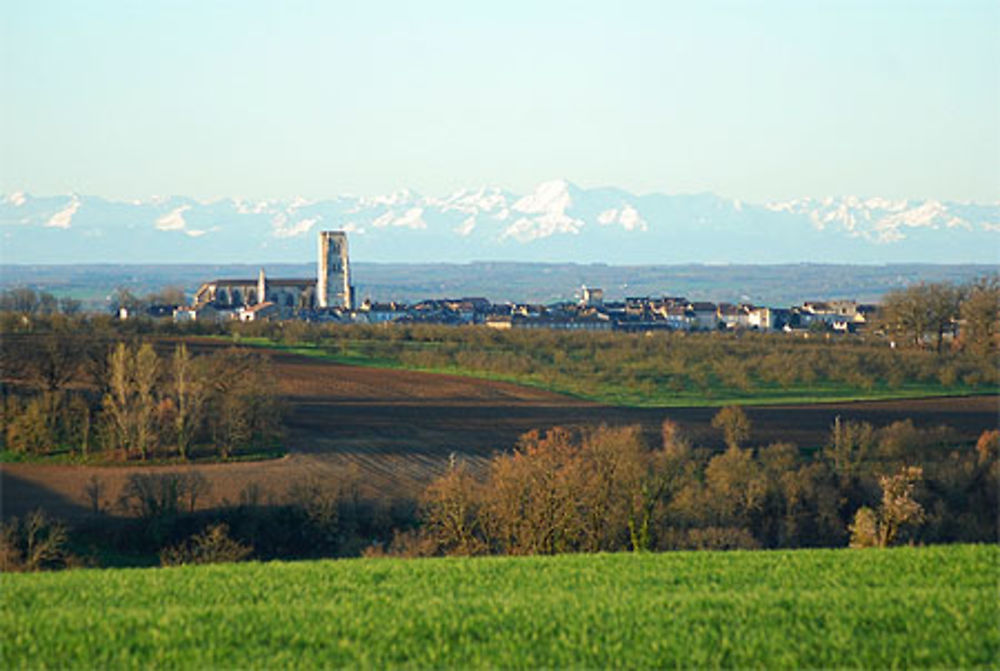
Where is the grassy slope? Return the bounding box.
[236,337,997,407]
[3,545,997,669]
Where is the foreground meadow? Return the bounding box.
[3,545,996,669]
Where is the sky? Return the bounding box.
[2,0,998,203]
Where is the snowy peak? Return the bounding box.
[765,195,997,243]
[511,179,575,215]
[598,204,648,232]
[503,179,584,242]
[44,196,80,229]
[1,182,997,264]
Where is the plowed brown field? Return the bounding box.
[3,350,997,520]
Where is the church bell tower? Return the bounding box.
[317,231,351,309]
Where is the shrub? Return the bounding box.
[160,523,253,566]
[684,526,761,551]
[0,510,74,572]
[849,466,926,548]
[848,507,881,548]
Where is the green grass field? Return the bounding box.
[3,545,996,669]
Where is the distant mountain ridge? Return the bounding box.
[2,179,998,264]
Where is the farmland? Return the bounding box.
[2,321,997,563]
[3,544,996,669]
[226,324,999,408]
[3,348,997,521]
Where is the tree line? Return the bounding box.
[0,286,188,317]
[880,275,999,354]
[0,287,82,316]
[2,468,413,571]
[389,412,997,557]
[3,414,995,571]
[1,334,281,461]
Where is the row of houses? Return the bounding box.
[481,295,876,333]
[136,287,876,334]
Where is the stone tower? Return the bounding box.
[317,231,351,309]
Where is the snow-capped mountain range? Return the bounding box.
[2,180,998,264]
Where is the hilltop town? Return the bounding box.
[148,230,878,334]
[172,287,876,335]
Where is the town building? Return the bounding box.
[189,230,353,318]
[581,286,604,307]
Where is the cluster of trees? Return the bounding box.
[0,286,189,317]
[1,334,281,461]
[397,414,998,557]
[38,469,413,568]
[880,276,999,354]
[4,418,996,570]
[0,288,82,316]
[110,286,188,312]
[99,343,281,460]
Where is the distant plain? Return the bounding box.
[2,262,996,308]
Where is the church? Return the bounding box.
[193,231,353,313]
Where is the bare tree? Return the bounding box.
[110,287,143,313]
[925,283,962,353]
[103,342,161,459]
[826,417,876,481]
[132,343,159,460]
[58,297,82,315]
[420,460,485,556]
[574,424,646,553]
[704,444,767,528]
[83,475,106,514]
[66,394,92,456]
[160,523,252,566]
[0,510,72,572]
[881,282,961,352]
[205,348,280,459]
[626,422,693,552]
[484,428,582,555]
[20,334,81,392]
[849,466,925,548]
[1,288,40,313]
[147,285,187,306]
[881,285,931,348]
[171,343,206,460]
[711,406,751,450]
[960,275,1000,356]
[103,342,132,455]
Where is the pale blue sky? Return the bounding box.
[2,0,997,202]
